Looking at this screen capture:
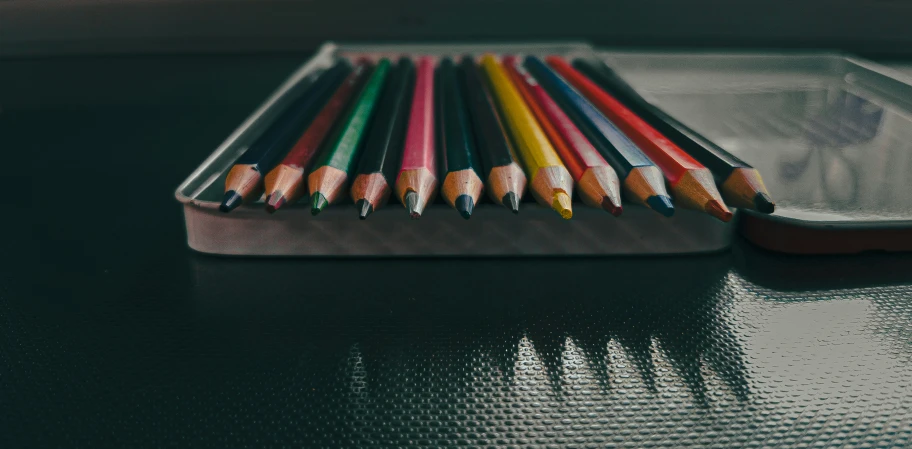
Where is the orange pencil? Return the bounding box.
[504,56,623,216]
[547,56,732,222]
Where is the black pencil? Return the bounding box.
[572,57,775,213]
[220,60,351,212]
[350,58,416,219]
[459,56,527,213]
[438,58,484,219]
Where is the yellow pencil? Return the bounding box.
[480,54,574,219]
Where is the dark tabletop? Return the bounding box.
[5,53,912,448]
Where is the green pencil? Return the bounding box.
[308,58,391,215]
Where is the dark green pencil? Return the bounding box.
[438,57,484,219]
[350,58,416,219]
[459,56,527,213]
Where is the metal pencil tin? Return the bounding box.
[175,42,734,256]
[598,50,912,254]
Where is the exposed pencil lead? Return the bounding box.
[264,192,286,214]
[552,192,573,219]
[646,195,675,217]
[455,194,474,220]
[310,192,329,215]
[405,191,422,219]
[754,192,776,214]
[503,192,520,214]
[219,190,243,213]
[356,199,373,220]
[601,197,623,217]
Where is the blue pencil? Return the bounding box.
[524,56,673,216]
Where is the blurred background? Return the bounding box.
[3,0,912,58]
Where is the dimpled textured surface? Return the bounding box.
[4,53,912,448]
[6,249,912,448]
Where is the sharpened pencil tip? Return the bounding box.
[311,192,328,216]
[356,199,373,220]
[405,191,421,219]
[265,192,286,214]
[219,190,243,213]
[552,192,573,219]
[601,197,623,217]
[754,192,776,214]
[646,195,675,217]
[706,199,733,222]
[455,195,474,220]
[503,192,520,214]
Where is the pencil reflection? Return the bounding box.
[654,84,912,220]
[741,89,880,204]
[781,89,882,202]
[190,253,748,413]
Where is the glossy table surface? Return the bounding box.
[5,53,912,448]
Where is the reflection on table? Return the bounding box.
[653,83,912,222]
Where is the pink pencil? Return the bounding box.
[505,56,623,215]
[394,56,438,219]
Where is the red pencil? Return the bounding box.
[264,60,373,212]
[394,56,438,219]
[503,56,623,216]
[546,56,732,222]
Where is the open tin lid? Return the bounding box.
[597,50,912,253]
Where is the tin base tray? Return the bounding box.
[184,202,732,256]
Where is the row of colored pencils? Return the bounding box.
[220,54,775,221]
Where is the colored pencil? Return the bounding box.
[547,56,732,222]
[309,58,391,215]
[438,57,484,219]
[480,54,574,219]
[351,58,416,219]
[523,56,673,216]
[506,56,623,216]
[395,57,438,219]
[264,60,372,213]
[572,57,775,214]
[459,56,527,213]
[220,61,350,212]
